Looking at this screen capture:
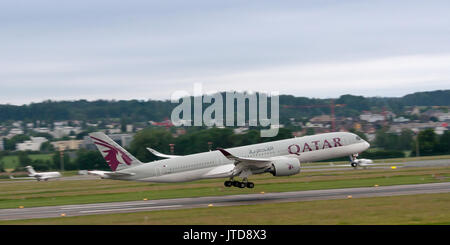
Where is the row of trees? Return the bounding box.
[374,128,415,151]
[0,150,107,172]
[412,129,450,156]
[1,90,449,123]
[1,127,449,173]
[373,128,450,156]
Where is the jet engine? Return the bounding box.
[268,157,301,176]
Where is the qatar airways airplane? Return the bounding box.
[88,131,370,188]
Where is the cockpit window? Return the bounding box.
[356,136,361,141]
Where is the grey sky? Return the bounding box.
[1,0,450,105]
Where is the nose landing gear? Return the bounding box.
[350,153,359,168]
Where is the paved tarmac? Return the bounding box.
[1,182,449,221]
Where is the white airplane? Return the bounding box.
[88,131,370,188]
[350,158,375,168]
[9,166,62,181]
[329,157,376,169]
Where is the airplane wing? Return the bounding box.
[216,148,272,177]
[217,148,272,166]
[147,148,180,159]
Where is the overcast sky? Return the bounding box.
[1,0,450,105]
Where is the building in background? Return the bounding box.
[81,133,134,150]
[51,140,83,151]
[16,137,48,151]
[360,112,385,123]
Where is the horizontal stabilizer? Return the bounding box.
[147,148,180,159]
[87,170,135,178]
[105,172,135,177]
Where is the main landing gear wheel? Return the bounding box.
[224,180,233,187]
[224,180,255,188]
[238,182,246,188]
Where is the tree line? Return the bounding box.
[1,127,449,173]
[0,90,448,123]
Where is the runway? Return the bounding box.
[2,158,449,183]
[301,158,450,172]
[1,182,449,221]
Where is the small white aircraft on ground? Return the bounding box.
[328,155,377,169]
[9,166,62,181]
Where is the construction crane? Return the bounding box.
[282,99,346,132]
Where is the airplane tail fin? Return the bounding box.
[25,166,36,175]
[89,132,142,171]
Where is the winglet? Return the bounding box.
[216,148,232,157]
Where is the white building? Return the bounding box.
[54,121,68,127]
[12,121,22,128]
[51,140,83,151]
[393,117,410,123]
[108,128,122,134]
[435,126,448,135]
[9,128,24,135]
[388,122,445,134]
[33,127,51,134]
[51,126,81,138]
[305,122,326,128]
[437,113,450,122]
[126,124,134,133]
[16,137,48,151]
[360,113,385,123]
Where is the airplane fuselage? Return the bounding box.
[106,132,369,183]
[29,172,62,181]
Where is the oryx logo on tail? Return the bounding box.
[90,136,132,171]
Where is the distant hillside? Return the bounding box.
[401,90,450,106]
[0,90,448,123]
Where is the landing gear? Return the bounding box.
[224,178,255,188]
[238,182,246,188]
[224,180,233,187]
[349,153,359,168]
[246,182,255,188]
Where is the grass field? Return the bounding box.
[0,153,53,170]
[305,154,450,166]
[1,165,449,210]
[2,192,449,225]
[1,155,449,225]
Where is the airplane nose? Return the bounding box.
[364,141,370,149]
